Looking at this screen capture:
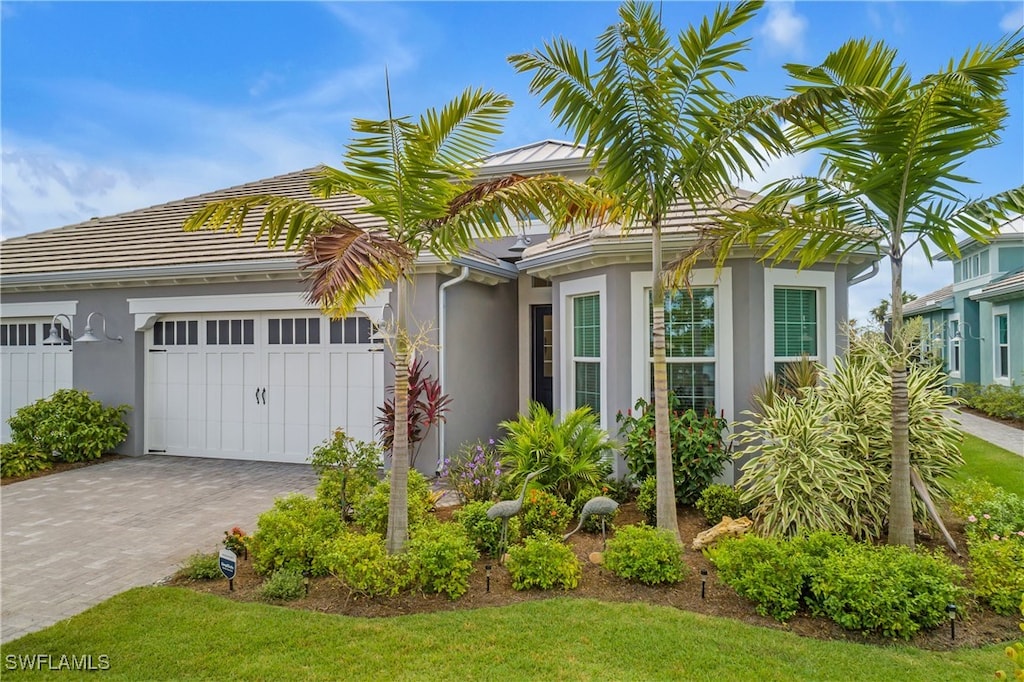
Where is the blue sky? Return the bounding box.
[2,1,1022,321]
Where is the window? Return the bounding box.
[994,308,1010,383]
[268,318,320,345]
[329,317,373,344]
[153,320,199,346]
[773,287,818,376]
[644,288,717,413]
[948,316,961,377]
[0,323,36,346]
[572,294,601,412]
[206,319,255,345]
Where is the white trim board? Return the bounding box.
[0,301,78,319]
[763,268,837,376]
[558,275,608,430]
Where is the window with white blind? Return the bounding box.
[763,269,835,378]
[773,287,818,376]
[572,294,601,413]
[994,308,1010,384]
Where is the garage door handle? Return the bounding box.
[255,388,260,404]
[261,388,267,405]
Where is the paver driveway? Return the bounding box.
[0,456,317,643]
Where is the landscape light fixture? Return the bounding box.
[946,603,957,640]
[700,569,708,600]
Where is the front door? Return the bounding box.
[531,305,553,413]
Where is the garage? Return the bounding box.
[145,308,385,464]
[0,317,74,442]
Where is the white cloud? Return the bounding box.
[759,1,808,55]
[1000,6,1024,32]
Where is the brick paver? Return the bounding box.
[954,410,1024,458]
[0,456,316,643]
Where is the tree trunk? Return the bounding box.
[651,222,680,542]
[386,278,411,554]
[887,254,915,548]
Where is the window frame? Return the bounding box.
[559,276,607,428]
[630,269,733,422]
[993,306,1010,385]
[763,269,836,377]
[948,313,962,378]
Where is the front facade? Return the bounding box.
[905,217,1024,388]
[0,141,873,480]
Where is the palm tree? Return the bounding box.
[184,83,593,553]
[703,35,1024,547]
[510,0,790,539]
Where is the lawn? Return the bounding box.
[953,432,1023,494]
[0,587,1008,681]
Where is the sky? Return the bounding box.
[2,1,1022,323]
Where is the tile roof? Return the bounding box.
[971,268,1024,301]
[903,284,954,315]
[0,167,384,276]
[479,140,587,170]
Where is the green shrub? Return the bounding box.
[957,382,1024,421]
[7,389,129,463]
[353,470,431,536]
[962,492,1024,544]
[604,525,686,585]
[695,484,748,525]
[250,494,344,576]
[0,442,52,478]
[950,479,1004,519]
[810,545,965,639]
[259,568,306,602]
[617,394,729,505]
[506,533,581,591]
[970,538,1024,615]
[570,484,620,533]
[407,522,479,599]
[316,531,410,597]
[310,429,381,518]
[178,552,222,581]
[735,351,962,540]
[498,402,613,503]
[520,488,571,538]
[441,440,506,503]
[453,501,520,558]
[636,477,657,526]
[707,535,813,621]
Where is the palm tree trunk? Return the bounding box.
[887,255,914,548]
[386,277,411,554]
[651,221,680,542]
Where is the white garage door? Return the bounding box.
[145,312,385,463]
[0,319,74,442]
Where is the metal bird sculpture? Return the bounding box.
[563,495,619,549]
[486,470,541,560]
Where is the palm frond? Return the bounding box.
[183,195,346,250]
[297,223,414,317]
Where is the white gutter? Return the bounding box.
[847,260,879,285]
[436,266,471,475]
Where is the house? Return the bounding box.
[904,216,1024,388]
[0,140,877,480]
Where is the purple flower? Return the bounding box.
[488,438,495,445]
[968,515,977,523]
[473,479,480,486]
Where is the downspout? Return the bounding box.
[436,266,471,475]
[847,260,879,286]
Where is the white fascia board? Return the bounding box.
[0,300,78,319]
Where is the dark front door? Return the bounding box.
[531,305,553,413]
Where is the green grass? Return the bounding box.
[0,587,1007,681]
[954,433,1023,494]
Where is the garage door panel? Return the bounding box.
[147,311,383,462]
[1,320,73,443]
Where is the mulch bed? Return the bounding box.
[172,503,1019,652]
[0,453,126,486]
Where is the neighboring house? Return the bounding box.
[0,140,876,480]
[905,216,1024,388]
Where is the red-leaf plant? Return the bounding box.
[376,357,452,468]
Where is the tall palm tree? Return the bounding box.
[703,35,1024,547]
[184,84,592,553]
[510,0,790,539]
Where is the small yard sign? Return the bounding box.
[219,548,237,591]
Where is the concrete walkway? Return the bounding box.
[954,410,1024,457]
[0,456,317,643]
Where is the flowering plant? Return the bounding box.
[441,440,504,503]
[223,526,250,556]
